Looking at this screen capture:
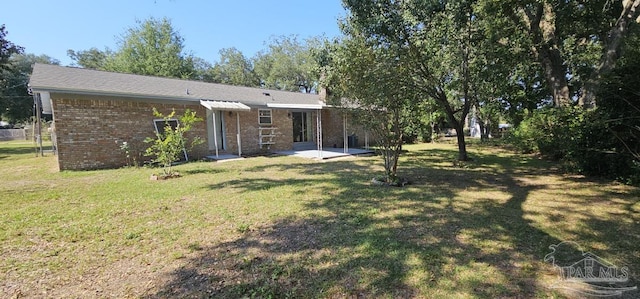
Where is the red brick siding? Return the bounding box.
[51,94,208,170]
[214,109,293,155]
[319,109,370,148]
[50,93,349,170]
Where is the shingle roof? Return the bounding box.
[29,63,324,107]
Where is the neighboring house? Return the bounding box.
[29,64,365,170]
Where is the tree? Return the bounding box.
[485,0,640,108]
[343,0,491,161]
[144,108,203,176]
[104,17,196,79]
[190,56,215,82]
[0,24,24,73]
[579,0,640,107]
[329,35,415,183]
[253,35,323,93]
[0,54,59,123]
[211,47,259,86]
[67,47,111,70]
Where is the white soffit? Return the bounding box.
[200,99,250,111]
[266,103,324,110]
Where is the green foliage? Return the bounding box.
[106,17,195,78]
[211,47,259,87]
[508,28,640,185]
[253,35,324,93]
[508,107,640,184]
[0,24,24,73]
[342,0,492,161]
[328,33,416,182]
[67,47,111,70]
[68,18,206,80]
[0,54,59,123]
[144,108,203,176]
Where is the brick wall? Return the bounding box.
[51,94,208,170]
[222,108,293,155]
[320,109,371,149]
[50,93,353,171]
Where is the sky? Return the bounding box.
[1,0,347,66]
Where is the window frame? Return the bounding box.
[153,118,180,136]
[258,109,272,125]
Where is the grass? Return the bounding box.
[0,139,638,298]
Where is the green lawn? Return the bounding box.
[1,140,638,298]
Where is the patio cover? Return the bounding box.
[200,99,250,111]
[200,99,250,158]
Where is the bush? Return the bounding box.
[507,106,640,185]
[144,108,203,176]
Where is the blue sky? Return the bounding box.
[1,0,347,66]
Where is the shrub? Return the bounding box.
[144,108,203,176]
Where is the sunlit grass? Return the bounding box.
[0,140,638,298]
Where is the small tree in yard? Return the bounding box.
[144,108,202,177]
[328,34,416,185]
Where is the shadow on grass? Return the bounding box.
[183,167,229,175]
[145,146,639,298]
[0,145,37,156]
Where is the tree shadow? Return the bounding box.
[145,147,639,298]
[0,145,36,156]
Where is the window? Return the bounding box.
[153,118,187,161]
[153,119,179,136]
[259,109,272,125]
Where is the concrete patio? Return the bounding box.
[275,147,374,160]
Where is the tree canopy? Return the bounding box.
[210,47,259,87]
[68,17,198,80]
[1,54,59,123]
[106,17,196,78]
[253,35,324,93]
[0,24,24,73]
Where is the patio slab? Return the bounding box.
[276,148,374,160]
[205,154,244,162]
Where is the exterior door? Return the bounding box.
[292,112,312,143]
[206,110,225,150]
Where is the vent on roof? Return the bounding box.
[186,88,190,95]
[262,92,270,96]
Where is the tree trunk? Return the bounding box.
[579,0,640,108]
[455,122,469,161]
[478,120,487,141]
[513,2,571,108]
[430,122,436,143]
[539,46,571,107]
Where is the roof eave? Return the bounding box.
[29,86,200,103]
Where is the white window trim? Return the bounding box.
[258,109,272,125]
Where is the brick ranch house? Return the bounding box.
[29,64,368,171]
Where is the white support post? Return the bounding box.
[213,111,219,158]
[343,113,348,153]
[236,111,242,156]
[365,130,370,149]
[317,110,323,159]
